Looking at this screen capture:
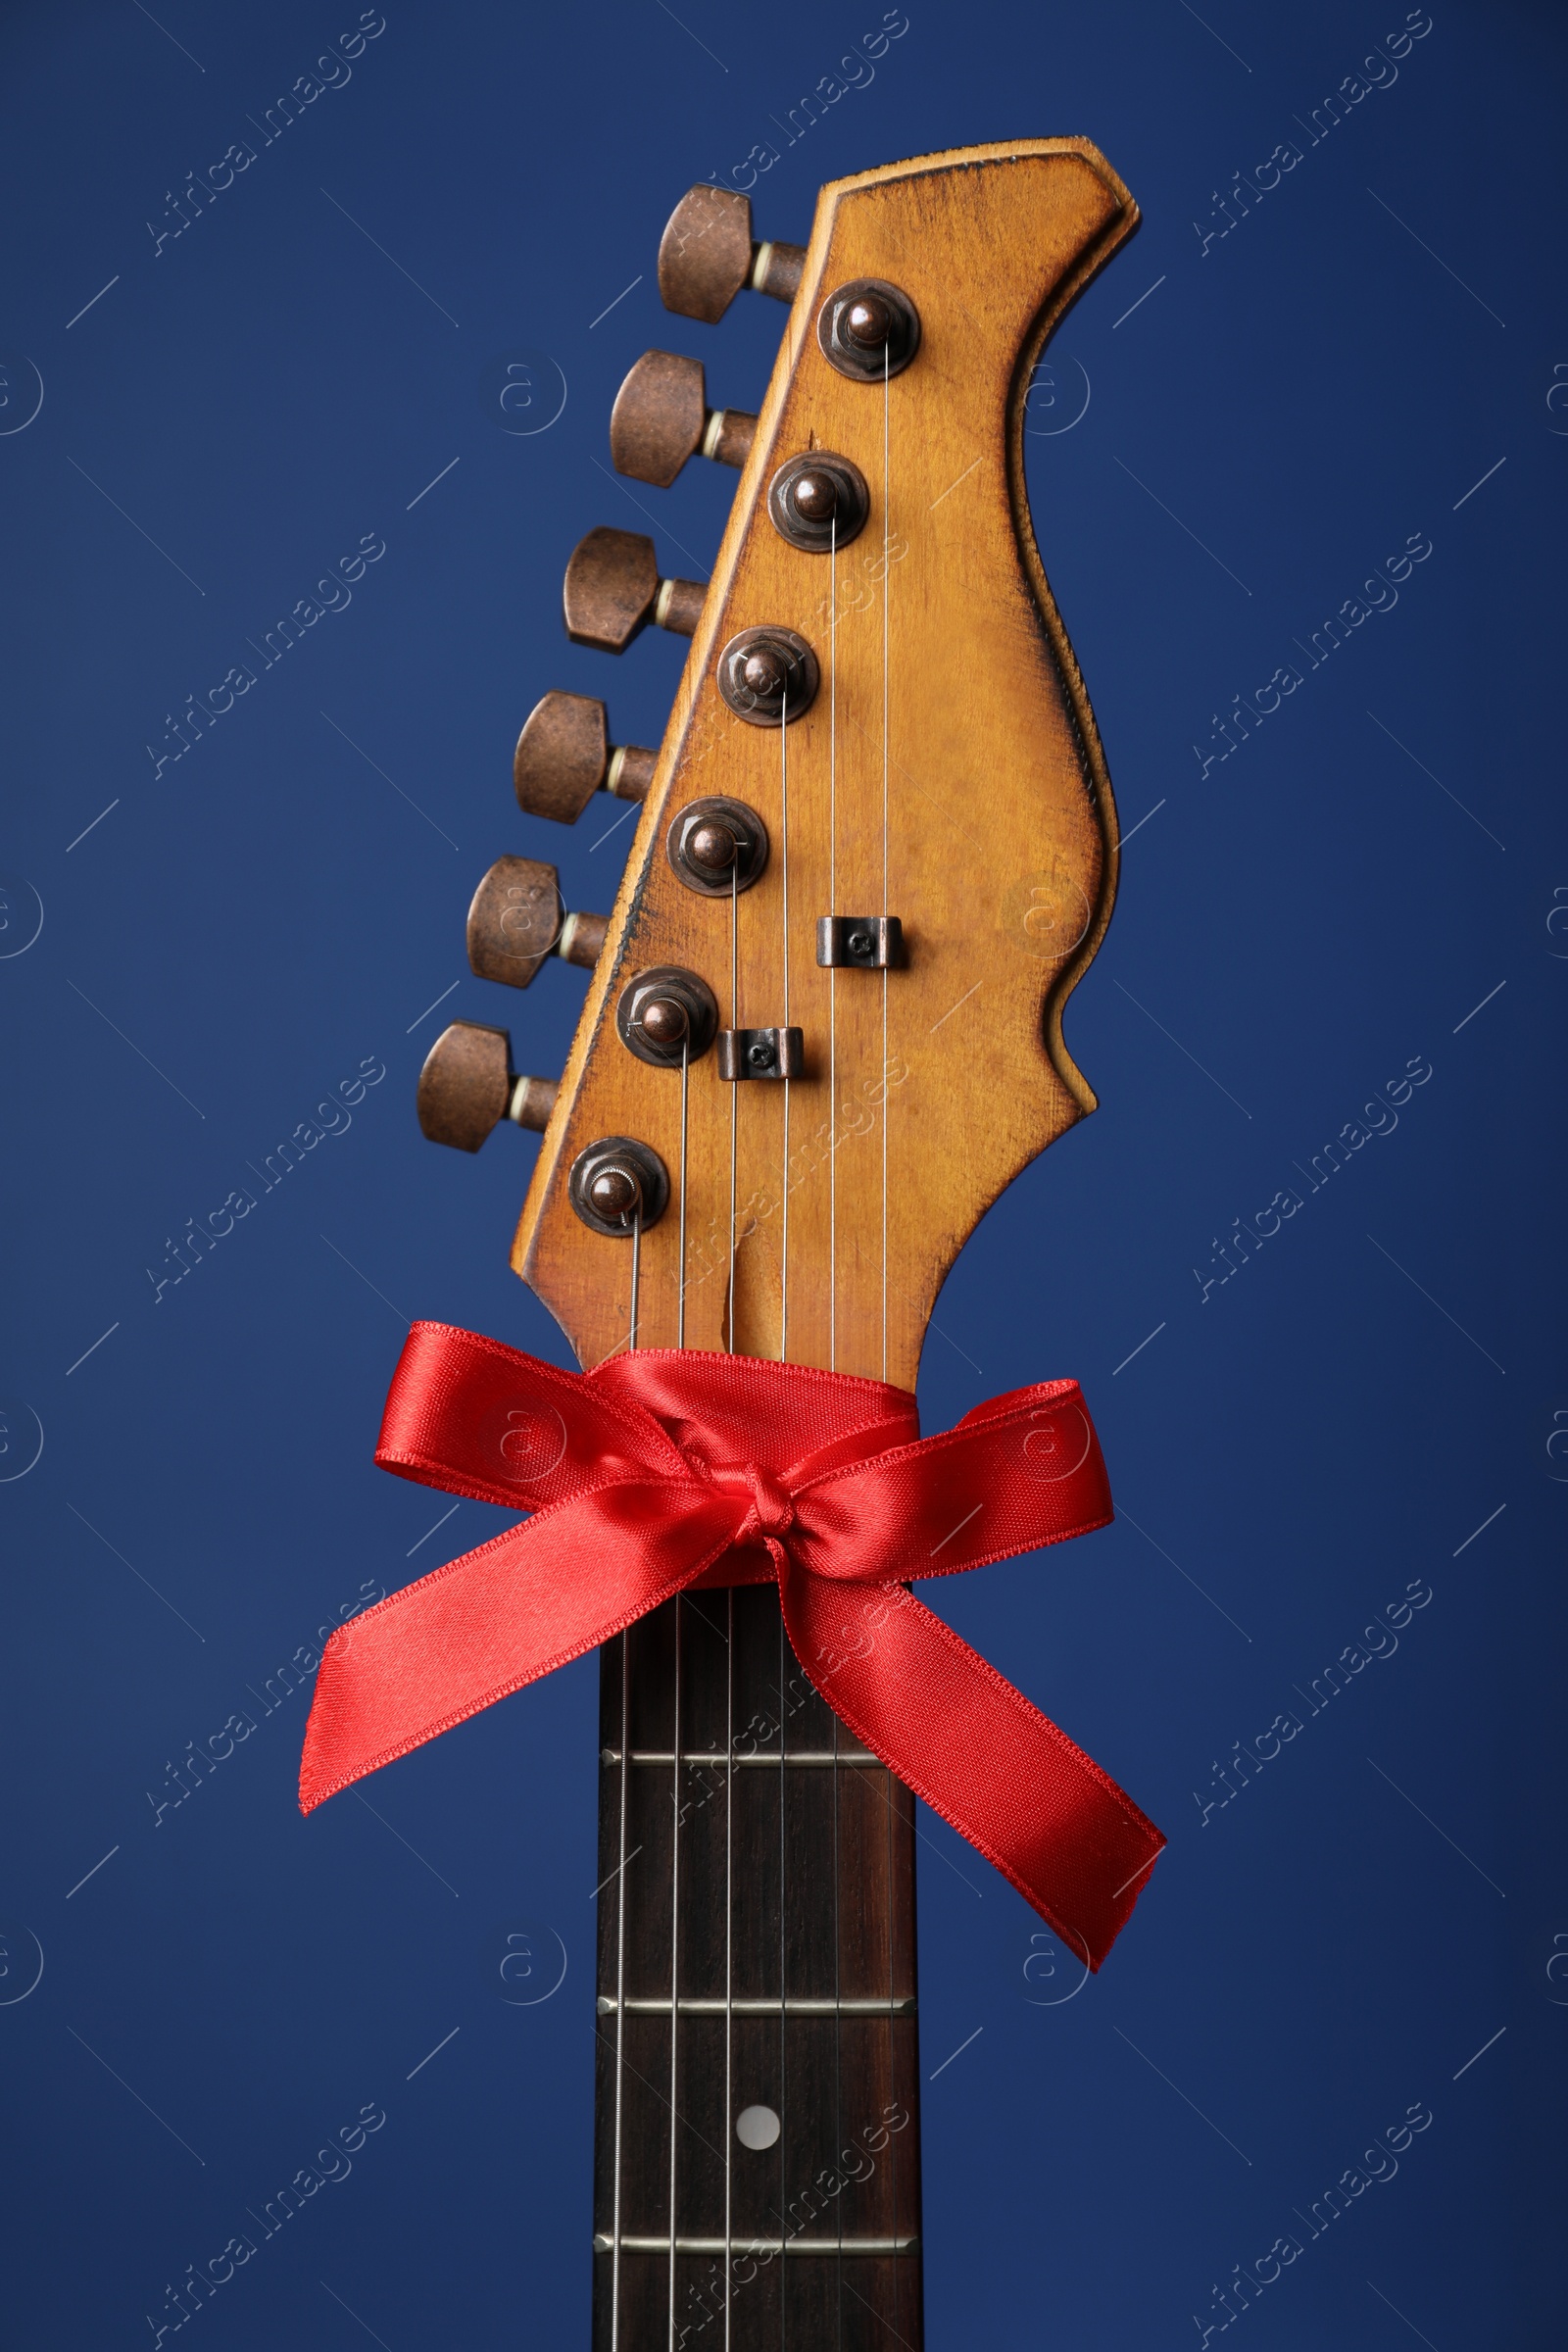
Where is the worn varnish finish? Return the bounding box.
[513,141,1137,1389]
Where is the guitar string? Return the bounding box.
[629,1207,641,1356]
[829,514,838,1373]
[723,1585,734,2352]
[727,860,738,1355]
[658,375,887,2349]
[611,1630,629,2352]
[833,1702,844,2345]
[776,665,790,2347]
[828,497,844,2347]
[677,1040,689,1349]
[667,1594,682,2351]
[780,681,789,1363]
[674,1005,692,2334]
[887,1762,900,2345]
[720,745,740,2333]
[882,344,890,1386]
[778,1597,788,2352]
[718,784,747,2331]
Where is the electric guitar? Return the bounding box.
[412,138,1143,2352]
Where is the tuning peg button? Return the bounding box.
[564,527,705,654]
[611,351,757,487]
[467,857,609,990]
[658,185,806,323]
[416,1020,558,1152]
[514,692,656,824]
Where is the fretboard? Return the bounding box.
[593,1581,923,2351]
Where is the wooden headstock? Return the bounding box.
[504,140,1137,1385]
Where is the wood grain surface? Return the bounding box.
[513,140,1139,1387]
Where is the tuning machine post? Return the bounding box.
[568,1137,669,1236]
[816,277,921,380]
[767,451,870,553]
[615,966,720,1067]
[666,795,769,897]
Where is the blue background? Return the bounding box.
[1,1,1563,2344]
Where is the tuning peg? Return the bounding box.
[610,351,757,488]
[416,1020,557,1152]
[466,856,608,990]
[658,185,806,324]
[514,692,656,825]
[564,527,705,654]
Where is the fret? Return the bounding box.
[601,1750,882,1768]
[599,1997,916,2017]
[596,2237,920,2259]
[594,1583,923,2351]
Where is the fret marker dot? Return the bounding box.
[736,2104,781,2150]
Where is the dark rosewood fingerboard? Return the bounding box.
[593,1585,923,2352]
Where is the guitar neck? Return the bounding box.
[593,1581,923,2350]
[434,137,1149,2352]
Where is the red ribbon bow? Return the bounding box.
[299,1324,1164,1970]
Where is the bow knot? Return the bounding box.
[298,1325,1164,1971]
[728,1461,796,1544]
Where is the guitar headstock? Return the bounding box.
[421,139,1139,1386]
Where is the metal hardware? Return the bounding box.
[416,1022,557,1153]
[767,449,870,552]
[568,1136,668,1236]
[817,276,921,381]
[816,914,905,969]
[615,966,719,1067]
[597,1996,916,2015]
[596,2236,920,2258]
[564,526,704,653]
[600,1747,880,1766]
[657,184,806,323]
[466,858,608,990]
[715,625,819,724]
[666,795,769,896]
[610,350,757,487]
[717,1027,805,1081]
[513,692,655,823]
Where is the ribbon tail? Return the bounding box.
[300,1483,738,1812]
[780,1571,1164,1971]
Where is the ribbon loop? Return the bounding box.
[299,1324,1164,1970]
